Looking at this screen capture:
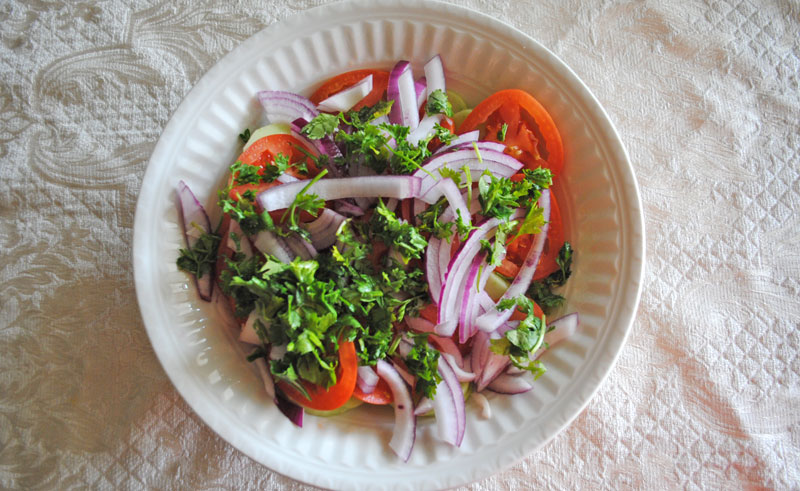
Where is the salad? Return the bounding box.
[176,55,578,461]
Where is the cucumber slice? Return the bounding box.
[303,397,364,417]
[243,123,291,151]
[484,272,511,301]
[446,90,468,114]
[452,108,472,129]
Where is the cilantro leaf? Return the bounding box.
[176,231,220,279]
[229,160,262,186]
[370,199,428,261]
[302,113,339,140]
[497,123,508,142]
[426,89,453,117]
[526,242,574,314]
[403,333,442,398]
[490,295,548,378]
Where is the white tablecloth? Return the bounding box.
[1,0,798,488]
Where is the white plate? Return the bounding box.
[133,1,644,489]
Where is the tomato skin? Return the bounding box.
[236,134,320,179]
[497,193,565,282]
[310,69,390,110]
[457,89,564,179]
[352,377,394,405]
[277,341,358,411]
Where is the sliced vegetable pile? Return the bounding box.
[176,55,578,461]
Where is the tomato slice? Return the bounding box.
[277,340,358,411]
[510,298,545,320]
[499,192,564,282]
[457,89,564,178]
[309,69,390,111]
[352,376,394,405]
[236,133,320,179]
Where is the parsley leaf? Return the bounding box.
[239,128,251,143]
[218,189,274,236]
[281,169,327,240]
[526,242,574,314]
[229,160,262,186]
[426,89,453,117]
[497,123,508,142]
[403,333,442,398]
[491,296,547,378]
[370,199,428,261]
[176,231,220,279]
[302,113,339,140]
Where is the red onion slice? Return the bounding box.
[376,360,416,461]
[438,211,523,331]
[357,365,379,394]
[226,221,253,258]
[239,311,261,345]
[387,60,420,130]
[542,312,579,349]
[431,375,459,445]
[414,78,427,109]
[413,148,522,195]
[284,235,317,259]
[406,317,436,333]
[257,90,319,124]
[429,334,463,367]
[407,114,441,146]
[425,237,443,303]
[302,208,346,250]
[442,353,475,382]
[471,392,492,419]
[424,55,446,97]
[458,252,486,343]
[475,190,551,332]
[333,199,365,217]
[437,354,466,445]
[316,74,373,113]
[177,180,214,301]
[487,373,533,394]
[255,358,304,427]
[252,230,293,263]
[432,130,480,155]
[256,175,422,212]
[414,397,434,416]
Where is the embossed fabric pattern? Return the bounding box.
[1,0,798,489]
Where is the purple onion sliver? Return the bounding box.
[475,191,551,332]
[423,54,446,99]
[415,77,427,109]
[357,365,379,394]
[257,175,422,212]
[387,60,420,130]
[437,353,466,445]
[177,180,213,301]
[376,360,416,461]
[406,317,436,333]
[486,373,533,394]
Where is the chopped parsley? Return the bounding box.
[526,242,574,314]
[425,89,453,117]
[491,296,548,378]
[497,123,508,142]
[403,333,442,398]
[370,200,428,261]
[176,230,221,279]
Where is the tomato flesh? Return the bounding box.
[458,89,564,179]
[310,69,390,111]
[277,340,358,411]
